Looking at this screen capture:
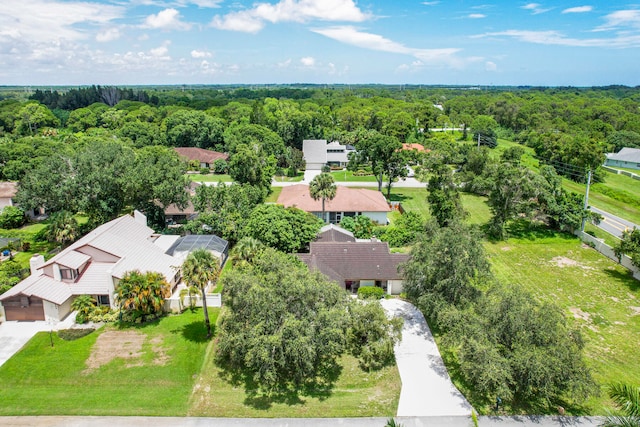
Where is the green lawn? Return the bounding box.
[273,173,304,183]
[0,307,400,417]
[0,309,214,416]
[187,173,232,183]
[329,169,378,182]
[484,233,640,413]
[189,352,400,417]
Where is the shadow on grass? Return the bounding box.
[215,359,342,410]
[170,320,211,343]
[603,268,640,292]
[484,219,576,243]
[387,193,411,203]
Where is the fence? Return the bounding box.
[577,231,640,281]
[165,293,222,313]
[602,165,640,181]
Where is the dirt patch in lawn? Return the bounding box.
[630,306,640,316]
[569,307,591,322]
[84,331,169,373]
[550,256,592,270]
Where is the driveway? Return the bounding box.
[0,316,75,367]
[380,299,473,417]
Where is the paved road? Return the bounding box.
[590,206,638,238]
[271,177,427,188]
[0,415,606,426]
[380,299,472,417]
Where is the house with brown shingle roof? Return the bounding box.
[297,238,409,295]
[174,147,228,169]
[276,184,390,224]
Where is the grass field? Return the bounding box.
[0,307,400,417]
[329,169,378,182]
[484,232,640,413]
[0,309,213,416]
[189,352,400,417]
[187,173,232,183]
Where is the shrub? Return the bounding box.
[57,328,95,341]
[213,158,228,174]
[0,206,26,229]
[358,286,385,299]
[199,167,210,175]
[321,165,330,173]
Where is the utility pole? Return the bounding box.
[477,133,481,149]
[580,168,592,233]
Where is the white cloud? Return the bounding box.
[485,61,497,71]
[143,8,192,31]
[300,56,316,66]
[278,58,292,68]
[596,9,640,31]
[0,0,123,44]
[476,29,640,48]
[522,3,551,14]
[422,1,440,5]
[468,14,486,19]
[211,0,369,33]
[191,49,212,58]
[562,6,592,14]
[312,26,469,68]
[96,28,121,43]
[210,11,265,33]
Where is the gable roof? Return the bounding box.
[277,184,390,213]
[402,143,427,152]
[316,224,355,243]
[298,241,409,282]
[606,147,640,163]
[1,213,180,304]
[0,182,18,199]
[174,147,228,163]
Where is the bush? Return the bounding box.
[199,167,210,175]
[57,328,95,341]
[0,206,26,229]
[321,165,330,173]
[213,158,228,174]
[358,286,385,299]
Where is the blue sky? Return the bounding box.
[1,0,639,86]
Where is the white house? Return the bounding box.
[302,139,355,170]
[0,211,227,322]
[276,184,390,225]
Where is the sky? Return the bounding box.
[1,0,639,86]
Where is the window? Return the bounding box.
[97,295,110,306]
[60,268,78,281]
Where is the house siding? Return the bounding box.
[43,297,72,322]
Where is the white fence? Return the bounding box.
[165,293,222,313]
[578,231,640,280]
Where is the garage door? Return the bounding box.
[3,296,45,321]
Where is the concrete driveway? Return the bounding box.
[0,316,75,367]
[380,299,473,417]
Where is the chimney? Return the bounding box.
[29,254,45,276]
[134,210,147,226]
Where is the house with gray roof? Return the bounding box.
[298,226,409,295]
[302,139,355,170]
[0,211,227,322]
[605,147,640,170]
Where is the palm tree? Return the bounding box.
[71,295,96,323]
[229,236,264,266]
[309,172,337,223]
[181,249,221,338]
[46,210,81,246]
[114,270,171,322]
[605,383,640,427]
